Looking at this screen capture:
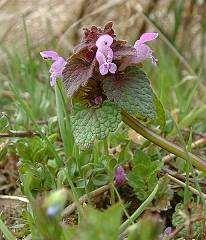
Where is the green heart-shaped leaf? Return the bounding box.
[71,101,121,148]
[103,66,156,120]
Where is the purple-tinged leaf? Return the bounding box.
[62,54,96,96]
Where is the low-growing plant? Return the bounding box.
[1,20,206,240]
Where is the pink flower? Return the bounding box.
[115,166,126,186]
[90,96,103,106]
[40,50,66,87]
[134,32,158,65]
[95,34,117,75]
[159,227,172,240]
[40,50,59,61]
[93,96,103,105]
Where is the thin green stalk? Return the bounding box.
[0,216,16,240]
[22,16,31,62]
[113,184,134,225]
[122,111,206,172]
[65,169,83,217]
[119,183,159,233]
[110,182,115,205]
[83,172,92,207]
[55,80,74,158]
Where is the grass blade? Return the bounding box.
[0,216,16,240]
[119,183,159,233]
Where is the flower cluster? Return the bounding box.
[96,34,117,75]
[40,22,158,107]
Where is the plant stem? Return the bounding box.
[121,111,206,172]
[113,184,134,225]
[0,130,40,138]
[119,183,159,233]
[163,137,206,164]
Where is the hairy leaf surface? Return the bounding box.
[71,101,121,148]
[103,66,156,120]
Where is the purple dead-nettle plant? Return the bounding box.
[115,166,127,186]
[40,22,206,173]
[41,22,162,148]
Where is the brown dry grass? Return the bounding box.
[0,0,205,63]
[0,0,206,72]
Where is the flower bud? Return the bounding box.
[115,166,126,186]
[44,188,68,217]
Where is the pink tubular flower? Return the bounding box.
[90,95,103,106]
[95,34,117,75]
[134,32,158,65]
[93,96,103,105]
[115,166,126,186]
[40,50,66,87]
[159,227,172,240]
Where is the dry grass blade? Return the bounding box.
[167,216,205,240]
[61,184,110,217]
[0,130,41,138]
[57,0,127,46]
[166,174,206,200]
[0,195,29,203]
